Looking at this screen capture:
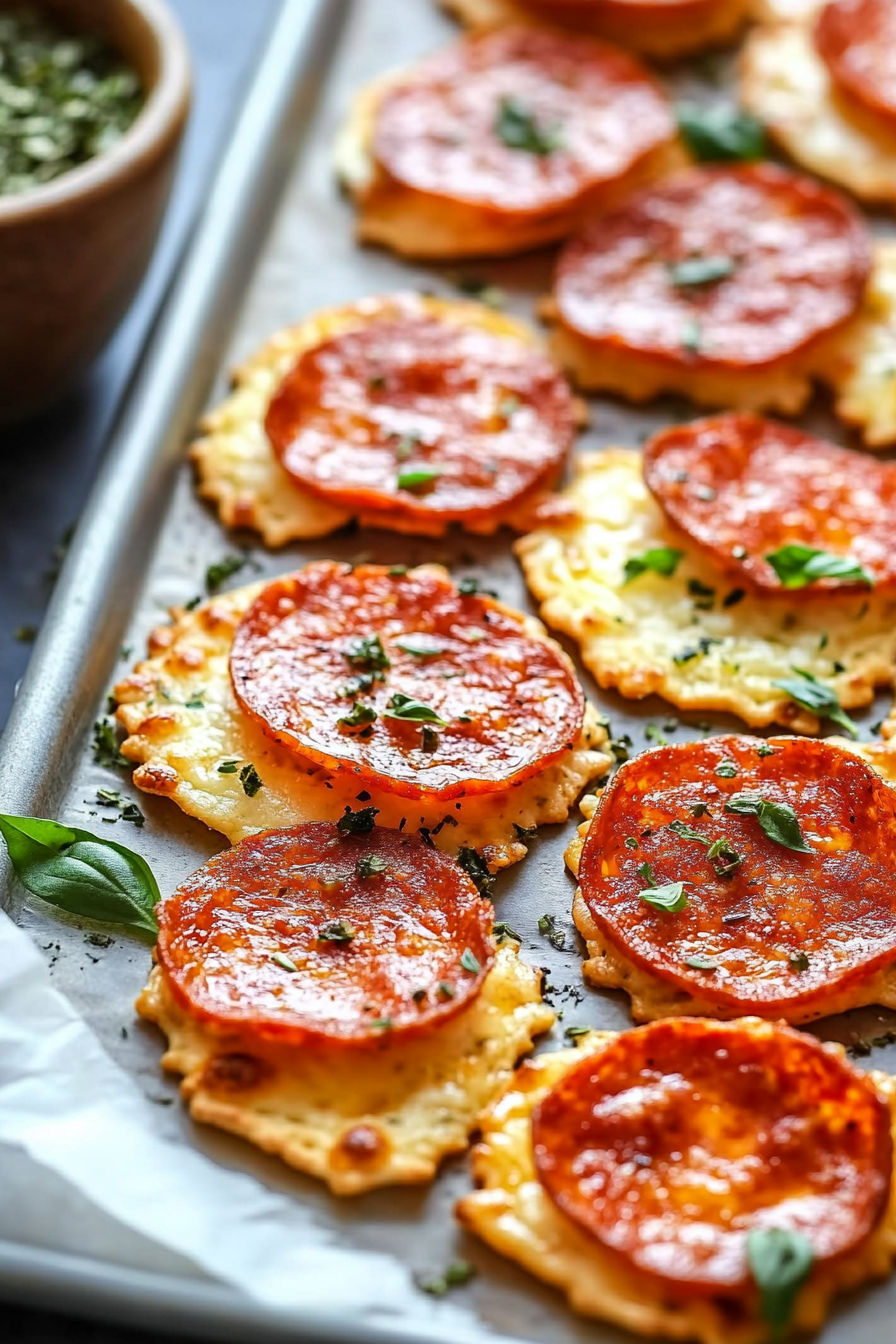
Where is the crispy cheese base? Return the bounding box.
[441,0,749,59]
[740,18,896,207]
[457,1030,896,1342]
[191,294,564,547]
[828,242,896,449]
[138,944,554,1196]
[565,792,896,1024]
[515,449,896,731]
[113,576,611,865]
[335,70,685,260]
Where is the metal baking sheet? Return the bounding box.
[2,1,896,1341]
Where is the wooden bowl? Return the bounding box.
[0,0,192,421]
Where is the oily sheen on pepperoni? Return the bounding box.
[815,0,896,130]
[532,1018,892,1292]
[373,28,674,216]
[156,824,495,1047]
[578,735,896,1015]
[266,309,576,524]
[230,563,584,800]
[553,165,871,369]
[643,413,896,596]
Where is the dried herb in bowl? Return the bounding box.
[0,6,144,196]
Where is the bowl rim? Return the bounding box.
[0,0,192,222]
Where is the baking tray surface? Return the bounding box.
[2,2,896,1342]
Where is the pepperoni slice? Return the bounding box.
[815,0,896,131]
[373,28,674,219]
[230,562,585,801]
[532,1018,892,1292]
[578,735,896,1016]
[553,165,871,371]
[643,413,896,597]
[266,303,576,526]
[156,823,495,1048]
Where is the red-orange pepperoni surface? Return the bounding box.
[266,309,576,526]
[373,28,674,217]
[532,1018,892,1291]
[553,165,871,370]
[230,562,585,801]
[578,735,896,1015]
[156,823,495,1047]
[643,413,896,596]
[815,0,896,130]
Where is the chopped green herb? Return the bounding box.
[691,802,710,816]
[494,94,562,155]
[184,694,205,710]
[640,880,689,912]
[388,564,408,576]
[338,701,378,730]
[772,669,859,738]
[437,982,455,1000]
[339,673,379,698]
[765,544,873,590]
[392,636,446,658]
[397,465,441,493]
[746,1228,813,1340]
[356,854,387,879]
[513,823,539,840]
[455,277,507,309]
[645,723,667,746]
[610,733,633,762]
[685,955,717,970]
[625,836,639,849]
[724,793,810,853]
[417,1260,477,1296]
[667,255,736,287]
[270,952,298,972]
[715,759,738,778]
[344,634,390,673]
[317,918,356,943]
[383,692,447,725]
[668,818,710,843]
[623,547,684,584]
[371,1017,393,1031]
[564,1025,591,1039]
[92,718,129,770]
[493,921,521,943]
[460,948,482,974]
[789,951,809,972]
[687,577,716,609]
[239,764,263,797]
[217,759,239,774]
[457,576,498,598]
[676,101,766,162]
[206,553,246,593]
[337,805,380,835]
[681,317,702,355]
[421,724,440,753]
[184,595,202,611]
[537,913,555,935]
[757,743,775,757]
[456,846,496,899]
[14,624,36,642]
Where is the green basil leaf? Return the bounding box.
[460,948,482,974]
[397,466,442,493]
[494,95,562,155]
[392,636,446,658]
[772,670,859,738]
[338,701,378,729]
[456,846,496,900]
[356,854,387,879]
[724,793,811,853]
[676,102,766,162]
[746,1228,814,1339]
[640,881,689,912]
[383,692,447,726]
[206,552,246,593]
[623,547,684,584]
[336,805,379,836]
[0,812,159,940]
[668,819,710,844]
[667,255,736,287]
[765,544,873,590]
[344,634,390,672]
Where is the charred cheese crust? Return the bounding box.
[113,573,611,866]
[514,449,896,731]
[334,70,685,261]
[138,944,554,1196]
[441,0,750,59]
[457,1029,896,1343]
[740,18,896,208]
[564,785,896,1024]
[190,294,569,547]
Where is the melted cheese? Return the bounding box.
[190,294,555,547]
[138,944,553,1196]
[515,449,896,730]
[441,0,750,59]
[828,243,896,448]
[457,1031,896,1342]
[113,575,611,866]
[564,799,896,1024]
[335,69,684,261]
[740,21,896,206]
